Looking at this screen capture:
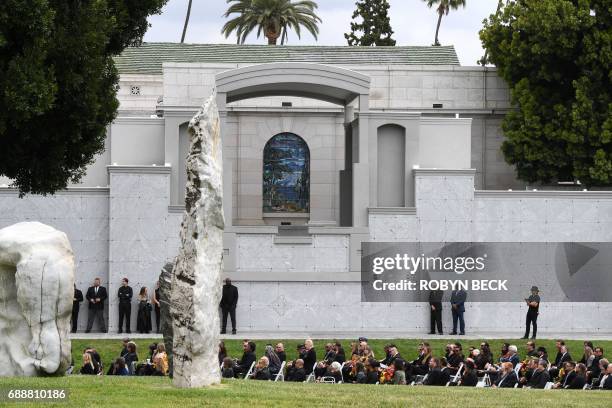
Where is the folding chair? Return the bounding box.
[320,377,336,384]
[128,361,136,376]
[476,374,491,388]
[544,382,554,390]
[305,363,318,383]
[446,363,464,386]
[411,374,427,386]
[514,363,522,376]
[339,362,346,384]
[582,383,592,390]
[244,361,256,380]
[274,361,286,382]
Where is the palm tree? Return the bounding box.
[222,0,321,45]
[423,0,466,46]
[181,0,193,43]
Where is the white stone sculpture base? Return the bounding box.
[171,91,224,387]
[0,222,74,376]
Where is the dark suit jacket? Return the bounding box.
[603,374,612,390]
[554,352,572,367]
[450,290,466,312]
[496,371,518,388]
[565,373,586,389]
[528,369,550,389]
[424,368,446,386]
[86,286,108,310]
[220,284,238,309]
[429,290,443,309]
[73,289,83,312]
[238,351,256,374]
[561,370,576,388]
[461,371,478,386]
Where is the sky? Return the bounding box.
[144,0,499,66]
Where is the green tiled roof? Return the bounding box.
[115,42,460,74]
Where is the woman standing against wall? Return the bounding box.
[137,287,152,334]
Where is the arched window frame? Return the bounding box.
[262,133,310,213]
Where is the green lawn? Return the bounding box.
[1,338,610,407]
[0,376,611,408]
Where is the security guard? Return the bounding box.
[522,286,540,339]
[118,277,133,333]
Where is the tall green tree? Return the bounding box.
[222,0,321,45]
[423,0,466,46]
[345,0,396,46]
[0,0,167,196]
[480,0,611,187]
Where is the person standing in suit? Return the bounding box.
[522,286,540,339]
[450,289,467,335]
[220,278,238,334]
[429,290,443,335]
[71,284,83,333]
[85,277,108,333]
[117,277,133,334]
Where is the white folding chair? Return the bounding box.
[446,363,464,386]
[476,373,491,388]
[244,361,256,380]
[305,363,318,383]
[320,377,336,384]
[544,381,554,390]
[514,363,522,376]
[274,361,286,382]
[411,374,427,386]
[339,362,346,383]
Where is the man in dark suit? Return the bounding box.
[220,278,238,334]
[234,340,256,378]
[450,289,467,335]
[423,357,449,385]
[85,277,108,333]
[71,284,83,333]
[494,362,518,388]
[527,360,551,389]
[429,290,443,335]
[117,277,133,334]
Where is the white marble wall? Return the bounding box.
[107,169,171,332]
[236,234,349,274]
[365,170,612,334]
[0,190,109,331]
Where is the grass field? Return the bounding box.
[0,338,610,407]
[1,375,611,407]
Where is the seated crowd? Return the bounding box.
[220,338,612,390]
[76,338,169,377]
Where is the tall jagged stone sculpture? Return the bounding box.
[0,222,74,376]
[171,91,224,388]
[158,262,174,377]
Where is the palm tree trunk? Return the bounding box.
[265,26,280,45]
[434,11,443,46]
[180,0,193,43]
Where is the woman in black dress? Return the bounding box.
[136,286,152,334]
[152,281,161,333]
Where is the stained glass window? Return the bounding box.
[263,133,310,213]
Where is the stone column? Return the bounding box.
[171,92,224,388]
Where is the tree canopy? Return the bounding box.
[0,0,167,195]
[222,0,321,45]
[345,0,396,46]
[480,0,611,187]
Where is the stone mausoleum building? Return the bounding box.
[1,43,610,334]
